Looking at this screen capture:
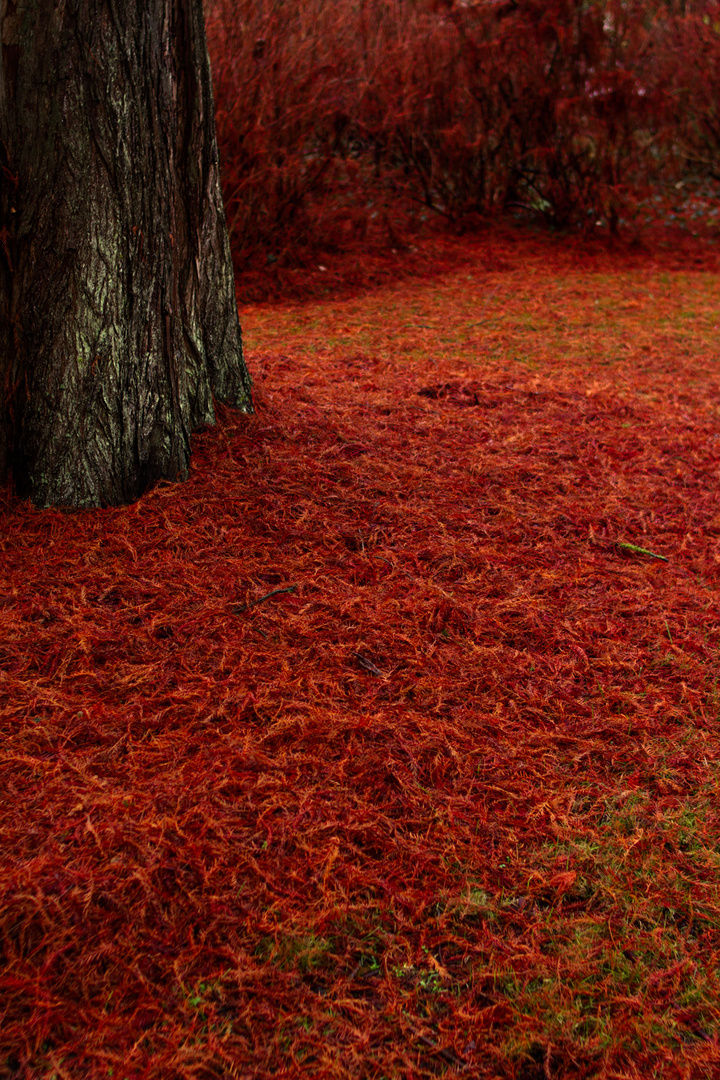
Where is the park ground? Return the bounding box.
[2,221,720,1078]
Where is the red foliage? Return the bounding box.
[2,225,720,1076]
[206,0,720,265]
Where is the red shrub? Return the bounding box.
[204,0,720,261]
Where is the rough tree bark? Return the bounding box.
[0,0,252,508]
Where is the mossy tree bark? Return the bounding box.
[0,0,252,508]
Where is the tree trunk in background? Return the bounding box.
[0,0,252,508]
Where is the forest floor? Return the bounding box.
[2,222,720,1079]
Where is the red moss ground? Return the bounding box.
[2,225,720,1079]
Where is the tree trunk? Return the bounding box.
[0,0,252,508]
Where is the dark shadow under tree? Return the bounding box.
[0,0,252,509]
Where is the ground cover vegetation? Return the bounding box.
[3,1,720,1077]
[2,225,720,1076]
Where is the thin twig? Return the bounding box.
[232,585,297,614]
[353,652,385,678]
